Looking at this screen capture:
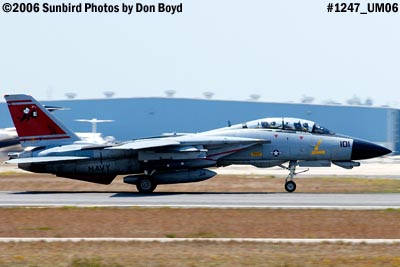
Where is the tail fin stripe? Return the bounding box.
[19,135,71,141]
[7,100,33,104]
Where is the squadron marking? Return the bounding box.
[311,139,326,155]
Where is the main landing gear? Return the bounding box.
[136,177,157,193]
[280,160,309,193]
[136,170,157,193]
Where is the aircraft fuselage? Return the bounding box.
[17,128,370,184]
[5,94,391,193]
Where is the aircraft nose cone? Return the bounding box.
[351,139,392,160]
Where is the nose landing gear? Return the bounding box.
[285,180,296,193]
[280,160,309,193]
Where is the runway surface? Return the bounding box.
[0,191,400,209]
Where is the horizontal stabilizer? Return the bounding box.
[108,139,181,150]
[5,156,89,164]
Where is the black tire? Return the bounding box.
[284,181,296,193]
[136,177,157,193]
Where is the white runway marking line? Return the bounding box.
[0,204,400,210]
[0,238,400,244]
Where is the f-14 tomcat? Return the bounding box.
[4,94,392,193]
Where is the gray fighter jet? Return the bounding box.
[4,94,391,193]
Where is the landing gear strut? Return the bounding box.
[284,160,297,193]
[280,160,308,193]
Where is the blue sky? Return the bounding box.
[1,1,399,106]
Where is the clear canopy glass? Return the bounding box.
[240,117,334,135]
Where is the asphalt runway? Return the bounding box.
[0,191,400,209]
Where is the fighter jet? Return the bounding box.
[4,94,392,193]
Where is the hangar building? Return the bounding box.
[0,97,398,154]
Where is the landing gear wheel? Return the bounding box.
[285,181,296,193]
[136,177,157,193]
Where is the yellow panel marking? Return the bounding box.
[251,152,263,157]
[311,139,326,155]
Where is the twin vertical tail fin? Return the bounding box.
[5,94,79,147]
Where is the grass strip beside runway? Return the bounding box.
[2,207,400,266]
[1,241,400,267]
[1,207,400,238]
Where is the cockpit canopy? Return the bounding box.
[238,117,335,135]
